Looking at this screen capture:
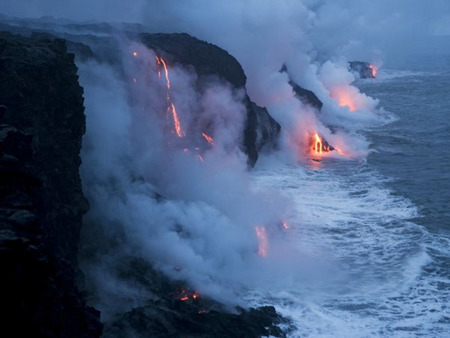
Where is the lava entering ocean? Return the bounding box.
[310,133,334,156]
[369,63,378,78]
[331,88,357,112]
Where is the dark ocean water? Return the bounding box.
[250,54,450,337]
[360,54,450,234]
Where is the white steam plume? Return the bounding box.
[78,42,314,318]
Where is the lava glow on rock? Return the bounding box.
[179,289,200,301]
[369,64,378,78]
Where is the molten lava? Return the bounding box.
[369,64,378,78]
[154,56,185,138]
[179,289,199,301]
[156,56,171,90]
[310,133,334,156]
[170,103,184,137]
[255,226,268,257]
[202,132,215,145]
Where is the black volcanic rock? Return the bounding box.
[349,61,375,79]
[252,102,281,152]
[280,65,323,110]
[0,32,101,337]
[100,257,288,338]
[106,303,285,338]
[140,33,280,166]
[289,80,323,110]
[140,33,246,88]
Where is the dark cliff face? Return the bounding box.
[0,27,286,336]
[141,33,247,88]
[0,32,101,337]
[252,102,281,152]
[289,81,323,111]
[281,65,323,111]
[140,33,279,166]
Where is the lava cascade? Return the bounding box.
[310,133,334,156]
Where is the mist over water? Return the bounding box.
[2,1,450,336]
[248,60,450,337]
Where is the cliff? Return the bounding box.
[140,33,280,165]
[0,28,287,337]
[0,32,102,337]
[281,65,323,111]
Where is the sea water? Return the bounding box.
[249,55,450,337]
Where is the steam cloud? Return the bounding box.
[78,43,297,317]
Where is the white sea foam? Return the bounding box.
[247,158,449,337]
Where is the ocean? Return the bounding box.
[249,54,450,337]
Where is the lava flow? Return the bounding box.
[179,289,200,301]
[310,133,334,156]
[156,56,171,90]
[155,56,184,138]
[202,132,215,145]
[255,226,268,257]
[169,103,185,137]
[369,63,378,78]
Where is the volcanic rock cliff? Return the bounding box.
[0,32,102,337]
[140,33,281,165]
[0,30,288,337]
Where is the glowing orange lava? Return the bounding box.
[255,226,268,257]
[310,133,333,157]
[369,64,378,78]
[179,289,199,301]
[202,132,215,145]
[313,133,324,155]
[156,56,171,90]
[170,103,184,137]
[155,56,185,138]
